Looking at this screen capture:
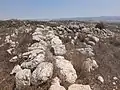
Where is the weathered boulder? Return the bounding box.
[87,34,99,43]
[52,44,66,55]
[97,76,104,83]
[55,56,77,83]
[82,28,90,33]
[15,69,31,90]
[28,42,47,51]
[32,31,42,36]
[32,34,45,41]
[22,49,45,60]
[10,65,22,75]
[25,28,32,33]
[32,27,46,41]
[66,28,73,33]
[51,36,62,46]
[81,58,98,72]
[39,25,45,29]
[46,31,55,40]
[68,24,79,30]
[31,62,53,85]
[10,65,31,90]
[35,27,44,32]
[49,77,66,90]
[68,84,92,90]
[29,49,45,59]
[87,41,96,46]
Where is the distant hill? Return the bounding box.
[57,16,120,22]
[3,16,120,22]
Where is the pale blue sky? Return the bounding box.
[0,0,119,19]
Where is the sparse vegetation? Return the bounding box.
[95,22,105,30]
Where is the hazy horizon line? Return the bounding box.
[1,15,120,21]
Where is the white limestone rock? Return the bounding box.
[87,41,96,46]
[28,42,47,51]
[7,48,14,55]
[68,84,92,90]
[31,62,53,85]
[10,41,16,48]
[74,34,78,40]
[22,49,45,60]
[82,28,90,33]
[5,35,10,43]
[39,25,45,29]
[32,27,46,41]
[113,77,118,80]
[32,31,42,36]
[10,65,22,75]
[10,65,31,90]
[51,36,62,46]
[49,77,66,90]
[81,58,98,72]
[21,53,45,69]
[68,24,79,30]
[35,27,44,32]
[9,56,18,62]
[46,31,55,40]
[98,76,104,83]
[52,44,66,55]
[32,34,45,41]
[29,49,45,60]
[57,26,65,30]
[71,39,75,45]
[66,28,72,33]
[87,34,99,43]
[15,69,31,90]
[55,56,77,83]
[25,28,32,33]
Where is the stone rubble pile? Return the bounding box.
[9,23,114,90]
[82,27,114,39]
[10,26,51,89]
[10,26,77,89]
[6,26,33,56]
[5,33,18,55]
[56,24,100,74]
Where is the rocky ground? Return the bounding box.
[0,20,120,90]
